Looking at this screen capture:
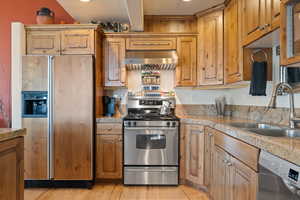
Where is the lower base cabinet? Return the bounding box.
[96,135,122,179]
[183,124,205,186]
[0,137,24,200]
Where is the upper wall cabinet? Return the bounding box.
[176,36,197,87]
[126,37,177,50]
[27,31,61,55]
[224,0,243,84]
[198,10,224,86]
[61,29,95,54]
[241,0,281,46]
[281,0,300,66]
[26,25,98,55]
[104,38,126,87]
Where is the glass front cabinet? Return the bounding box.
[281,0,300,66]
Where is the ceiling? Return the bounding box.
[57,0,130,23]
[144,0,224,15]
[57,0,224,24]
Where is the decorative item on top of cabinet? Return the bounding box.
[104,38,126,87]
[241,0,281,46]
[198,10,224,86]
[176,37,197,87]
[0,137,24,200]
[61,29,95,54]
[224,0,243,84]
[27,31,60,55]
[96,122,123,180]
[281,0,300,66]
[184,124,205,186]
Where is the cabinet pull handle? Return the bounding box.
[227,162,232,167]
[107,128,112,131]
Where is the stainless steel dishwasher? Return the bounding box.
[258,150,300,200]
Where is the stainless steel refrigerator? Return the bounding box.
[22,55,94,186]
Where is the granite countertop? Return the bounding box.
[179,115,300,166]
[0,128,26,142]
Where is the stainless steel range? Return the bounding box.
[123,96,179,185]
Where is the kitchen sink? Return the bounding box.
[227,122,300,138]
[227,122,281,130]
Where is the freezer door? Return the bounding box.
[52,55,94,180]
[22,56,50,180]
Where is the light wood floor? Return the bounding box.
[25,184,209,200]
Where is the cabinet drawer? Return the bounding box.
[97,123,122,135]
[213,129,259,171]
[126,38,176,50]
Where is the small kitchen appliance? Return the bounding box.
[123,96,179,185]
[103,96,116,117]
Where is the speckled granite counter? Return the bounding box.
[96,117,123,123]
[0,128,26,142]
[179,115,300,166]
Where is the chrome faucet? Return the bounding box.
[268,83,300,129]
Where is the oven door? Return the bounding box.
[124,127,178,166]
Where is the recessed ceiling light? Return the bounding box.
[182,0,192,2]
[80,0,91,2]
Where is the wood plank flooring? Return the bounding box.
[25,184,209,200]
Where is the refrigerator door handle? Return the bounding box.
[48,56,54,180]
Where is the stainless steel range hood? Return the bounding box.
[125,50,178,70]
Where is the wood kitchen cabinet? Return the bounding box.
[176,37,197,87]
[198,10,224,86]
[184,124,205,186]
[280,0,300,66]
[224,0,243,84]
[0,137,24,200]
[209,128,259,200]
[204,127,215,194]
[96,122,123,179]
[61,29,95,54]
[104,38,127,87]
[27,30,60,55]
[26,25,97,55]
[180,124,186,181]
[126,37,177,50]
[241,0,281,46]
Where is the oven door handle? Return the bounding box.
[124,127,178,131]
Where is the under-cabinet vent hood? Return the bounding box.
[125,50,178,71]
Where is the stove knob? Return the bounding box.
[172,122,177,127]
[133,121,137,127]
[166,122,170,127]
[127,122,132,127]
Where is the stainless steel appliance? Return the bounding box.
[22,55,94,188]
[123,96,179,185]
[258,150,300,199]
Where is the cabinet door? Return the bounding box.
[104,38,126,87]
[224,0,243,84]
[242,0,261,39]
[212,145,231,200]
[96,135,123,179]
[228,156,258,200]
[198,11,224,85]
[176,37,197,87]
[27,31,60,55]
[271,0,281,28]
[204,128,215,193]
[61,29,95,55]
[126,37,177,50]
[0,138,24,200]
[185,125,204,185]
[53,56,93,180]
[23,118,48,180]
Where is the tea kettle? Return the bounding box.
[160,101,171,116]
